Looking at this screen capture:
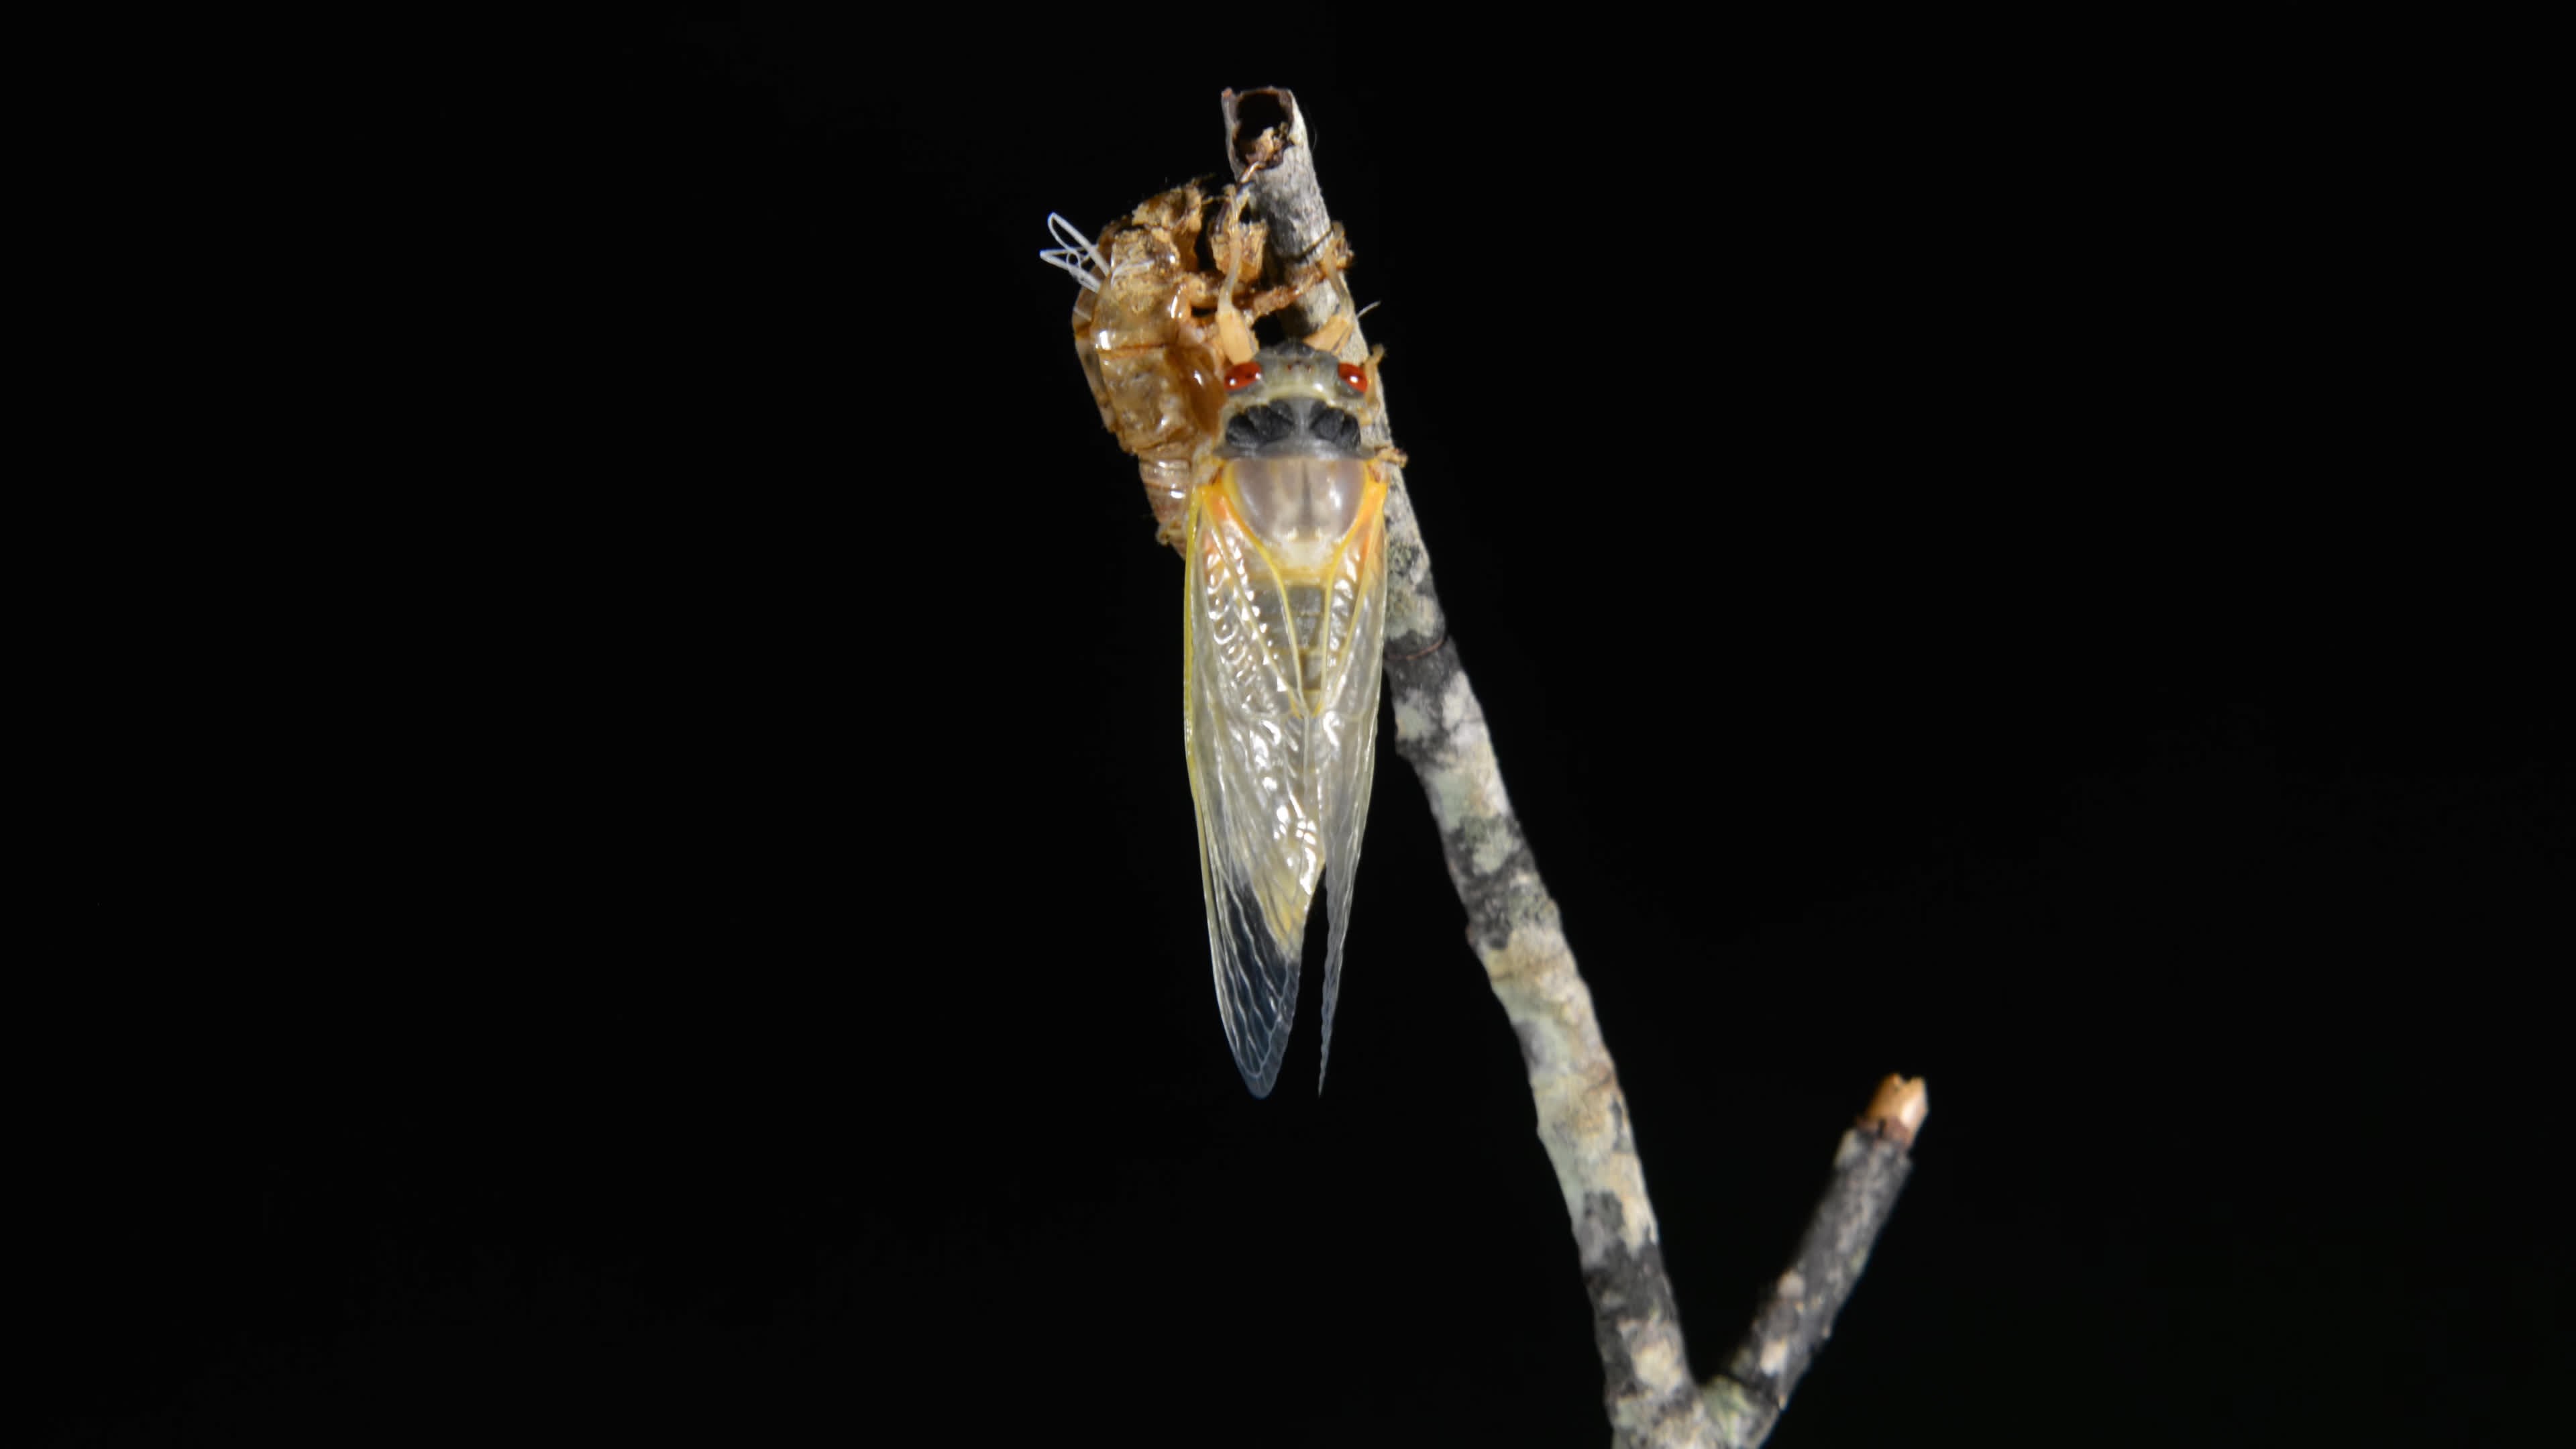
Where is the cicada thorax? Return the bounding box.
[1208,342,1381,714]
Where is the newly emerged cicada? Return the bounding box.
[1043,184,1389,1096]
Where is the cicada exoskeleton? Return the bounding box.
[1045,185,1388,1095]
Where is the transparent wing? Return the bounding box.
[1312,470,1389,1089]
[1185,489,1323,1097]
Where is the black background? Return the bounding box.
[39,16,2566,1447]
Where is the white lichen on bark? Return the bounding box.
[1387,648,1717,1446]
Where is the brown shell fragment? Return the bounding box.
[1071,182,1228,519]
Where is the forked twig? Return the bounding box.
[1214,88,1930,1449]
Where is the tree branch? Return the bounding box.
[1193,88,1926,1448]
[1703,1075,1927,1445]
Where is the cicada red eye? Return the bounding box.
[1223,362,1265,394]
[1336,362,1368,394]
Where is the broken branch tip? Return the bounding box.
[1859,1074,1929,1145]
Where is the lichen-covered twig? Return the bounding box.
[1703,1076,1927,1446]
[1216,88,1925,1449]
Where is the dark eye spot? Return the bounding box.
[1311,407,1362,452]
[1224,402,1300,450]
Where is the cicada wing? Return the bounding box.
[1185,489,1324,1097]
[1313,470,1390,1089]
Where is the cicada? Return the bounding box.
[1044,186,1389,1096]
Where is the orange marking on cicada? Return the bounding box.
[1302,312,1354,356]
